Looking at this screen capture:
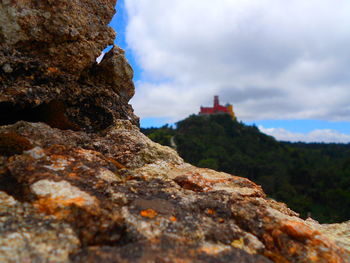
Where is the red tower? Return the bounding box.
[214,95,219,108]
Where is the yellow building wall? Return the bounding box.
[226,105,236,120]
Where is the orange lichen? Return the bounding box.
[262,233,275,250]
[68,172,78,178]
[262,220,348,263]
[263,251,290,263]
[281,220,317,241]
[206,208,216,215]
[106,157,126,169]
[174,171,261,193]
[33,196,87,219]
[47,154,71,170]
[26,165,36,171]
[307,236,345,263]
[95,180,106,188]
[174,175,206,192]
[140,209,157,219]
[47,67,60,74]
[288,244,298,255]
[169,216,177,222]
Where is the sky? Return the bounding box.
[109,0,350,143]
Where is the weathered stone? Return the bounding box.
[0,121,349,262]
[0,0,138,131]
[0,191,80,263]
[0,0,116,73]
[84,46,135,101]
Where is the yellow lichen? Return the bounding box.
[231,238,245,249]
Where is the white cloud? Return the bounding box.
[259,126,350,143]
[125,0,350,122]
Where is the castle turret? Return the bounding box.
[214,95,219,108]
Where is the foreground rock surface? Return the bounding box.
[0,0,349,263]
[0,121,349,263]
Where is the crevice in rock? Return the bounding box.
[0,169,34,202]
[0,131,33,156]
[0,100,114,132]
[96,45,113,64]
[0,101,81,131]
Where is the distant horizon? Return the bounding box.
[140,115,350,144]
[112,0,350,143]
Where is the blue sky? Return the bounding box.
[109,0,350,143]
[109,0,141,81]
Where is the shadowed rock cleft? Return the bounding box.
[0,100,115,132]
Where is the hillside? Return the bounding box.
[142,114,350,223]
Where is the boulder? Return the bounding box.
[0,0,138,131]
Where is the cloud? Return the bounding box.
[96,52,105,64]
[259,126,350,143]
[125,0,350,122]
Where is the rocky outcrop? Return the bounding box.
[0,0,138,131]
[0,1,349,263]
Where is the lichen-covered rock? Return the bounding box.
[0,121,182,168]
[308,220,350,253]
[0,0,349,262]
[0,121,349,262]
[0,191,80,263]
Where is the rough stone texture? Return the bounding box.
[0,1,350,263]
[0,0,138,131]
[309,220,350,253]
[0,122,349,262]
[0,0,116,73]
[0,191,79,263]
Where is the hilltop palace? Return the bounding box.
[199,96,236,119]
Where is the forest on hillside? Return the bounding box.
[141,114,350,223]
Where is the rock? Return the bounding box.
[308,220,350,252]
[0,1,349,262]
[1,63,12,73]
[0,0,138,130]
[0,0,115,73]
[0,191,80,263]
[0,122,349,262]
